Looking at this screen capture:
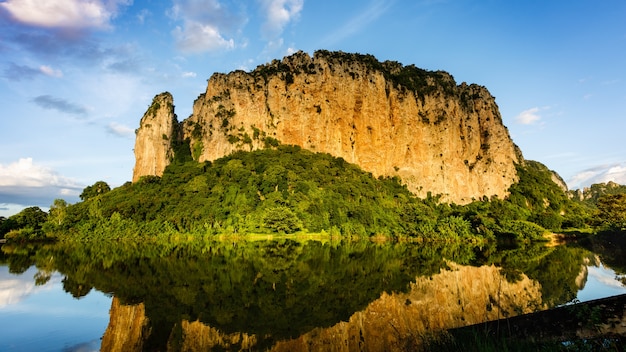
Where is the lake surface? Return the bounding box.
[1,235,625,351]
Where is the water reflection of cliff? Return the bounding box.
[101,263,544,351]
[1,239,596,351]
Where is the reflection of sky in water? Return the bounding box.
[0,265,112,352]
[576,263,626,303]
[0,267,61,308]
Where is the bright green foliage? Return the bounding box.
[58,145,431,238]
[498,220,548,242]
[2,206,49,241]
[41,146,618,242]
[508,161,568,213]
[505,161,596,231]
[596,194,626,231]
[48,199,67,226]
[262,206,302,234]
[79,181,111,201]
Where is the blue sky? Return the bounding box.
[1,0,625,216]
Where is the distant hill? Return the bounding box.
[569,181,626,205]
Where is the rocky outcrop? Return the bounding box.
[132,92,178,182]
[133,50,523,203]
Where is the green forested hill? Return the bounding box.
[60,145,440,238]
[3,145,618,242]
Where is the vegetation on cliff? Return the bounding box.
[253,50,458,97]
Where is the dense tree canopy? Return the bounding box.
[3,144,624,242]
[79,181,111,201]
[597,193,626,231]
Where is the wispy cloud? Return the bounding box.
[568,162,626,190]
[0,0,131,29]
[106,58,141,73]
[321,0,393,46]
[169,0,239,53]
[259,0,304,39]
[514,107,542,125]
[106,122,134,137]
[3,62,41,80]
[38,65,63,78]
[32,95,88,116]
[3,62,63,80]
[136,8,152,24]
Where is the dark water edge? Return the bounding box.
[430,293,626,351]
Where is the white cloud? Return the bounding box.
[514,107,541,125]
[39,65,63,78]
[259,0,304,38]
[106,122,134,137]
[0,158,79,189]
[568,162,626,190]
[182,71,197,78]
[0,158,82,210]
[0,0,131,29]
[172,22,235,53]
[169,0,238,53]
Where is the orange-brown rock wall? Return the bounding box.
[132,92,177,182]
[133,51,522,203]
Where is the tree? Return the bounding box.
[2,207,48,241]
[48,199,68,226]
[13,207,48,230]
[80,181,111,201]
[1,216,17,237]
[262,206,303,234]
[597,194,626,231]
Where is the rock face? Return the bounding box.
[132,92,178,182]
[133,50,523,203]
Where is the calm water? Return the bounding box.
[1,235,625,351]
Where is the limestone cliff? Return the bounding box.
[132,92,178,182]
[134,50,522,203]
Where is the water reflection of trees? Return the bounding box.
[0,238,606,350]
[476,242,594,306]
